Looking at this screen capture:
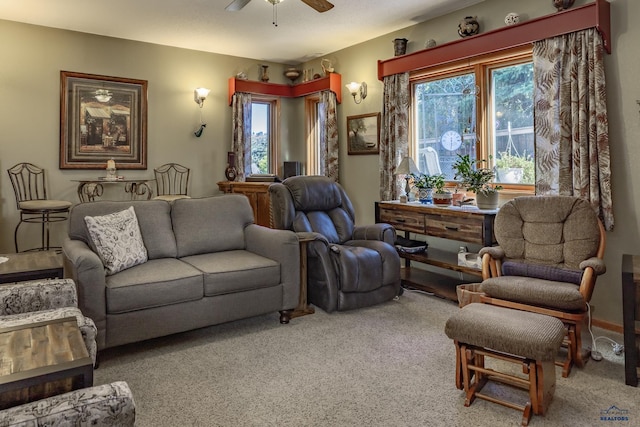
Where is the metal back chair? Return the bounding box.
[7,163,72,252]
[478,195,606,377]
[153,163,190,202]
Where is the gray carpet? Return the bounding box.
[95,290,639,427]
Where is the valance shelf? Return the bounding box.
[228,73,342,105]
[378,0,610,79]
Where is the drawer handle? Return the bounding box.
[445,226,459,231]
[395,218,406,223]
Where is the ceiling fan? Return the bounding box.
[225,0,334,13]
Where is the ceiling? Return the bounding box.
[0,0,483,64]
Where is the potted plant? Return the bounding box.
[495,151,535,184]
[410,173,444,204]
[431,175,453,206]
[452,154,502,209]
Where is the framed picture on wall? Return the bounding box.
[60,71,148,169]
[347,112,380,155]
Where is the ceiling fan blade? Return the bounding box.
[225,0,252,12]
[300,0,334,13]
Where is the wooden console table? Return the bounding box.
[622,254,640,387]
[217,181,273,227]
[375,201,496,301]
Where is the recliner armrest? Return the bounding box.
[353,223,396,246]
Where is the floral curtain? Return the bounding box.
[379,72,410,201]
[533,28,613,230]
[318,90,339,181]
[231,92,252,181]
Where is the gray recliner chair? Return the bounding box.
[269,175,401,312]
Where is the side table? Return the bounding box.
[291,235,315,319]
[0,251,64,284]
[0,317,94,409]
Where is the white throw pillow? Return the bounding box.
[84,206,148,275]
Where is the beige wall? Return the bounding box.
[1,0,637,326]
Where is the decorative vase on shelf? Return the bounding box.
[504,12,520,26]
[553,0,575,11]
[393,38,408,56]
[284,67,301,83]
[418,188,433,204]
[225,152,237,182]
[458,16,480,38]
[260,65,269,82]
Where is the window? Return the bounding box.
[250,97,279,174]
[411,47,534,190]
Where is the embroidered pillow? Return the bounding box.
[84,206,148,275]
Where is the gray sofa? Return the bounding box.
[62,195,300,350]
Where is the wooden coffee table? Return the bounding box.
[0,317,93,409]
[0,251,64,284]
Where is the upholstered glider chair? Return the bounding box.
[269,175,401,312]
[478,196,606,377]
[153,162,191,202]
[0,278,98,366]
[0,381,135,426]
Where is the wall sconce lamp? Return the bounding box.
[346,81,367,104]
[193,87,210,137]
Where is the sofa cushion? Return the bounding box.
[180,250,280,296]
[84,206,148,275]
[332,245,383,293]
[105,258,203,313]
[69,200,177,260]
[171,196,254,257]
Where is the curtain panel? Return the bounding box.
[379,72,410,201]
[231,92,252,181]
[319,90,339,181]
[533,28,613,230]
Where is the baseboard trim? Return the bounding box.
[592,317,623,334]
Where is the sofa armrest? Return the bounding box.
[0,278,78,316]
[62,238,108,349]
[244,225,300,310]
[0,381,135,426]
[353,223,396,246]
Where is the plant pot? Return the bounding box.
[452,192,466,205]
[418,188,433,204]
[433,192,452,206]
[475,192,499,210]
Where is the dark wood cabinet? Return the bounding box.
[217,181,273,228]
[375,201,496,301]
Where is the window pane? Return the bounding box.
[491,62,534,185]
[251,102,270,174]
[414,73,476,181]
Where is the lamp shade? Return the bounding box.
[396,157,420,175]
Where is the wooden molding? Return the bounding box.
[378,0,611,80]
[228,73,341,105]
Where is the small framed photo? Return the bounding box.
[60,71,148,169]
[347,112,380,155]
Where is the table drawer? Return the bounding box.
[378,208,425,234]
[425,214,486,244]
